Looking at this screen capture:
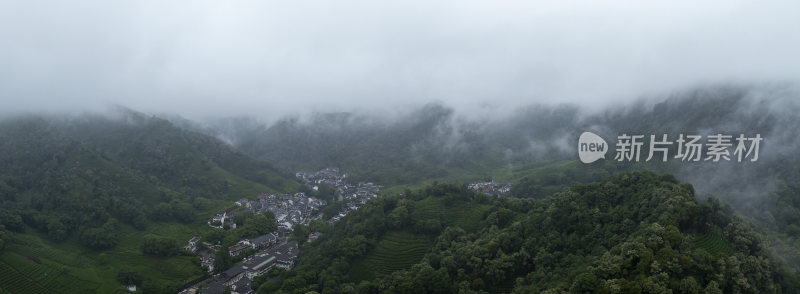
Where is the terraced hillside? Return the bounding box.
[692,225,735,256]
[348,231,433,281]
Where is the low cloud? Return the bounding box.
[1,0,799,120]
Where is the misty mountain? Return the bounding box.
[3,1,799,293]
[0,110,299,247]
[188,84,800,264]
[193,85,798,198]
[201,104,504,185]
[185,102,586,186]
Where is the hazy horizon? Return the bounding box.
[2,0,799,121]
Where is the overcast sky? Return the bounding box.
[1,0,799,120]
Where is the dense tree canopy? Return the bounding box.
[260,172,799,293]
[0,112,300,251]
[141,234,180,257]
[215,244,233,273]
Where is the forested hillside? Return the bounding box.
[201,102,585,186]
[260,171,799,293]
[232,105,504,185]
[194,85,800,266]
[202,87,798,198]
[0,110,300,293]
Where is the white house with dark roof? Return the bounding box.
[235,198,249,207]
[229,240,251,257]
[183,236,201,252]
[249,233,277,250]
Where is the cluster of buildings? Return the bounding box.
[196,241,300,294]
[180,168,382,294]
[242,193,327,229]
[209,192,327,231]
[468,181,512,197]
[180,228,297,294]
[208,204,245,230]
[296,167,382,224]
[187,231,280,276]
[227,232,280,258]
[327,182,382,224]
[185,193,314,294]
[296,167,347,188]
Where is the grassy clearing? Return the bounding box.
[349,231,433,281]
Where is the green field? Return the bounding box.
[0,181,271,294]
[0,220,215,293]
[349,231,433,281]
[413,196,491,232]
[0,260,52,294]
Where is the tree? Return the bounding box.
[704,281,723,294]
[0,227,7,251]
[205,229,227,245]
[323,202,344,219]
[309,219,328,233]
[171,202,195,223]
[262,210,277,230]
[291,225,310,243]
[680,277,700,294]
[234,211,255,227]
[117,268,143,286]
[388,205,409,228]
[46,217,68,241]
[141,234,180,256]
[151,203,172,221]
[215,245,232,273]
[570,273,599,293]
[239,213,277,239]
[80,218,120,249]
[0,210,24,232]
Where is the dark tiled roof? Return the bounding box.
[249,255,276,271]
[232,277,252,293]
[221,265,246,280]
[200,281,226,294]
[250,233,276,244]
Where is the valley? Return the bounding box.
[1,88,799,294]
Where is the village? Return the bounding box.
[296,167,382,224]
[467,180,513,197]
[210,192,327,231]
[179,167,382,294]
